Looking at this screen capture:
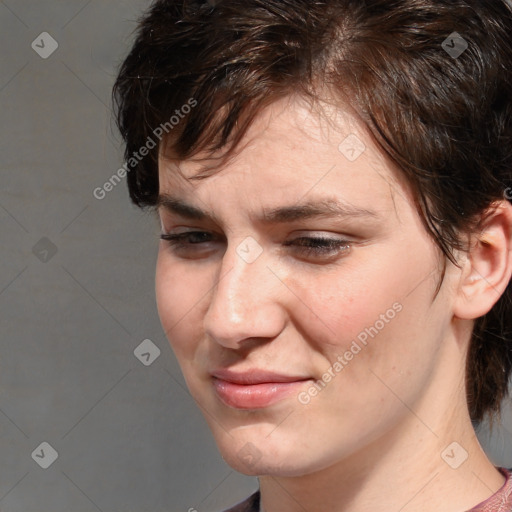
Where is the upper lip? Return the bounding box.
[210,368,312,385]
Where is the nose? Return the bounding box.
[203,238,285,349]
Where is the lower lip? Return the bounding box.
[212,378,311,409]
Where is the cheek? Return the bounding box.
[286,267,442,450]
[286,263,403,355]
[288,248,438,373]
[155,251,209,357]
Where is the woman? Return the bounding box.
[113,0,512,510]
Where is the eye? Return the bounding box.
[160,231,219,259]
[160,232,352,261]
[160,231,217,252]
[283,236,352,258]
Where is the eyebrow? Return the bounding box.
[155,194,380,224]
[156,194,210,221]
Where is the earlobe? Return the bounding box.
[453,200,512,320]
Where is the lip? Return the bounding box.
[211,368,311,385]
[211,369,312,409]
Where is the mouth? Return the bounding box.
[210,369,313,409]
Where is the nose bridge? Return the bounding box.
[204,239,278,345]
[214,241,266,322]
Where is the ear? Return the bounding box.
[453,200,512,320]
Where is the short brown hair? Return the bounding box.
[113,0,512,423]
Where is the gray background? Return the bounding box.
[0,1,510,511]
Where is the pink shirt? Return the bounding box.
[223,467,512,512]
[468,467,512,512]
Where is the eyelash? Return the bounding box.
[159,232,351,258]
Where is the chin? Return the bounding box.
[213,431,334,478]
[222,449,338,478]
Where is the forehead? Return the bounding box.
[159,94,367,172]
[157,94,411,220]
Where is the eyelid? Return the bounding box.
[160,230,221,243]
[286,229,353,239]
[160,226,223,238]
[160,230,353,262]
[285,236,352,256]
[160,229,351,242]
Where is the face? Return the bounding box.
[155,94,460,477]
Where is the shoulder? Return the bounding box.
[468,467,512,511]
[221,490,260,512]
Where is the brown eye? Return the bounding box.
[160,231,214,245]
[159,231,222,258]
[284,237,351,258]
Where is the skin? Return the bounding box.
[155,94,512,512]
